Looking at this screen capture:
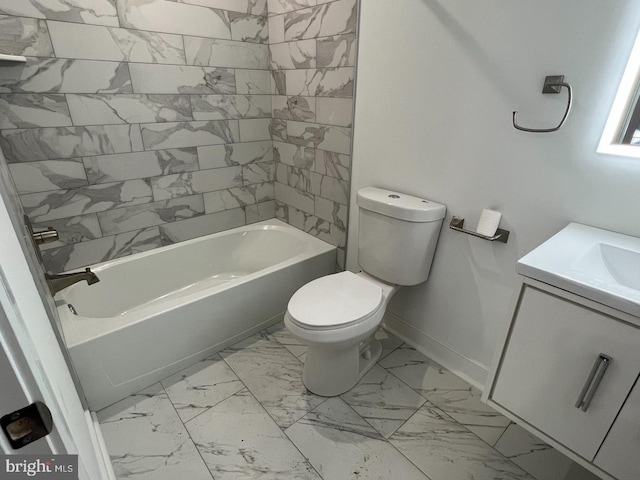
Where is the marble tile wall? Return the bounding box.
[269,0,357,269]
[0,0,275,272]
[0,0,357,272]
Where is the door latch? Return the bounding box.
[1,402,53,449]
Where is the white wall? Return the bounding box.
[348,0,640,385]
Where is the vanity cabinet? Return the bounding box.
[594,377,640,480]
[486,279,640,479]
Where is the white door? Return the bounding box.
[0,150,109,478]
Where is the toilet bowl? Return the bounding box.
[284,187,446,397]
[284,270,398,396]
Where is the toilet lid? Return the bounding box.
[287,271,383,328]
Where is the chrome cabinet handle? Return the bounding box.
[575,354,611,412]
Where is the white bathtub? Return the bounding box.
[57,219,336,411]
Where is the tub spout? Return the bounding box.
[45,267,100,296]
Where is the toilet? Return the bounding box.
[284,187,446,396]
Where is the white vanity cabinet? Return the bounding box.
[485,223,640,479]
[489,281,640,459]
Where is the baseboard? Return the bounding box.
[86,410,116,480]
[382,311,489,391]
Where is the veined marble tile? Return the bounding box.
[0,15,53,57]
[239,118,272,142]
[185,36,268,69]
[185,389,320,480]
[376,326,404,361]
[203,182,274,213]
[317,34,356,68]
[284,205,345,247]
[198,140,273,168]
[191,94,271,120]
[0,94,71,129]
[235,69,271,94]
[219,332,325,428]
[379,345,511,446]
[314,195,346,229]
[21,179,153,222]
[245,199,275,223]
[0,0,119,27]
[274,182,314,214]
[117,0,231,39]
[341,364,426,439]
[151,166,243,200]
[47,21,185,65]
[230,12,268,43]
[285,397,429,480]
[284,0,357,41]
[268,14,285,43]
[271,70,286,95]
[266,321,307,358]
[286,67,354,97]
[389,403,533,480]
[315,97,353,127]
[269,40,316,70]
[495,424,600,480]
[67,94,192,126]
[159,207,245,244]
[84,148,198,184]
[0,125,139,162]
[273,95,315,122]
[318,174,348,204]
[0,58,132,94]
[273,140,314,168]
[314,149,350,180]
[32,214,101,248]
[97,383,214,480]
[268,0,316,16]
[129,64,235,95]
[9,159,87,194]
[243,161,273,184]
[141,120,239,151]
[278,164,317,194]
[171,0,267,16]
[43,227,161,272]
[286,120,351,154]
[271,118,288,142]
[161,353,244,423]
[98,195,205,235]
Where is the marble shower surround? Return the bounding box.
[0,0,357,272]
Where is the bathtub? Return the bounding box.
[56,219,336,411]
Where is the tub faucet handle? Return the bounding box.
[32,227,59,245]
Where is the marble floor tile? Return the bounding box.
[97,383,214,480]
[379,344,510,445]
[375,325,403,361]
[494,424,600,480]
[219,332,326,428]
[160,353,245,423]
[389,403,534,480]
[267,321,308,357]
[340,364,426,439]
[285,397,429,480]
[185,389,321,480]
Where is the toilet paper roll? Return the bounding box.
[476,209,502,237]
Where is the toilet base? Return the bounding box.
[302,338,382,397]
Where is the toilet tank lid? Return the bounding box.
[357,187,446,222]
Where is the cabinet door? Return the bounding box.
[594,376,640,480]
[491,286,640,460]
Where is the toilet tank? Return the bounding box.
[356,187,446,286]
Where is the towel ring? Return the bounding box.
[513,75,573,133]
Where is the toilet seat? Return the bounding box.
[287,271,383,330]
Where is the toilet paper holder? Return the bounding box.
[449,216,510,243]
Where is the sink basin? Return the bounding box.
[572,243,640,291]
[517,223,640,318]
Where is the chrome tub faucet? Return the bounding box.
[45,268,100,296]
